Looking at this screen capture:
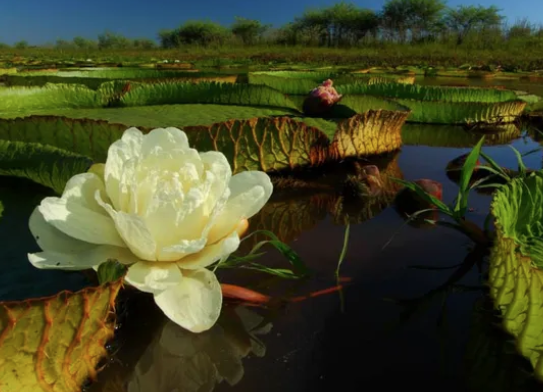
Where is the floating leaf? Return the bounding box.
[0,279,122,392]
[0,139,92,194]
[335,83,526,124]
[332,110,407,157]
[183,116,334,173]
[401,123,521,147]
[0,82,299,115]
[97,261,127,285]
[488,171,543,380]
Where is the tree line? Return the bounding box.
[4,0,543,51]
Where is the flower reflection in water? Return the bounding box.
[127,306,272,392]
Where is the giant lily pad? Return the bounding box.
[0,139,92,194]
[464,297,539,392]
[488,171,543,380]
[335,83,527,125]
[248,71,414,95]
[0,178,122,391]
[0,82,299,115]
[401,123,522,147]
[0,114,407,174]
[3,69,238,89]
[0,280,122,392]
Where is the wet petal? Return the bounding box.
[154,268,222,333]
[207,171,272,244]
[61,172,110,214]
[96,191,157,261]
[140,127,190,157]
[29,206,92,254]
[28,244,139,270]
[178,230,240,270]
[105,127,144,210]
[38,196,124,247]
[125,261,183,294]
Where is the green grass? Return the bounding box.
[3,42,543,71]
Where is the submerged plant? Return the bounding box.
[27,127,273,333]
[302,79,343,116]
[392,136,489,244]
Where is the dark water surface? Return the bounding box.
[2,76,543,391]
[84,130,543,392]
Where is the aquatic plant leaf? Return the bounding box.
[392,178,452,215]
[0,279,122,392]
[454,136,485,216]
[335,83,526,124]
[248,71,414,94]
[0,111,295,163]
[0,139,92,194]
[336,83,519,103]
[464,297,538,392]
[0,84,99,113]
[240,229,309,275]
[97,261,127,285]
[182,117,334,173]
[0,112,405,176]
[4,70,238,90]
[331,110,407,157]
[488,171,543,380]
[0,82,299,114]
[401,123,521,147]
[396,100,526,124]
[119,82,299,109]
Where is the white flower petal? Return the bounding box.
[140,127,190,157]
[207,171,273,244]
[199,151,232,213]
[96,191,157,261]
[178,230,240,270]
[154,268,222,333]
[125,261,183,294]
[29,206,93,254]
[105,127,144,210]
[38,196,124,247]
[61,173,110,215]
[28,244,139,270]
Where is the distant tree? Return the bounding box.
[132,38,156,49]
[97,31,131,49]
[175,21,232,46]
[14,40,29,49]
[295,8,330,46]
[444,5,504,45]
[0,42,10,49]
[231,17,269,45]
[270,22,302,45]
[507,18,534,40]
[342,8,380,43]
[73,36,97,49]
[55,39,74,49]
[158,29,180,49]
[382,0,446,42]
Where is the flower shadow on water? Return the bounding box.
[125,305,272,392]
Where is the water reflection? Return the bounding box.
[127,306,271,392]
[401,123,522,148]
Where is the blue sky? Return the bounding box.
[0,0,541,45]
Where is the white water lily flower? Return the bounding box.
[27,127,273,332]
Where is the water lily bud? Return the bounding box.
[302,79,343,116]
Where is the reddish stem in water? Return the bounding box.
[220,279,353,305]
